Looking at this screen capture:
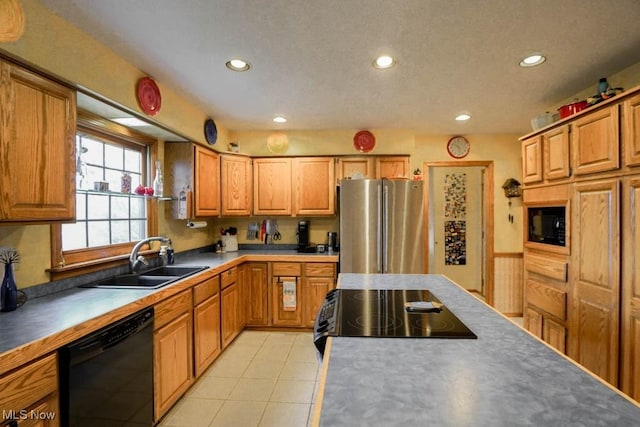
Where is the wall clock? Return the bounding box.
[447,136,470,159]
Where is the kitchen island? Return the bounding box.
[313,274,640,426]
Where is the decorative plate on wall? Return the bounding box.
[204,119,218,145]
[353,130,376,153]
[136,77,162,116]
[266,132,289,154]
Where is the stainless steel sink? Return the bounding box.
[139,266,208,277]
[81,265,208,289]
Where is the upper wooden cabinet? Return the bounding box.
[375,156,410,178]
[293,157,335,215]
[253,157,292,215]
[336,156,410,184]
[623,93,640,168]
[336,157,375,182]
[166,143,220,218]
[0,60,76,222]
[522,136,543,184]
[194,146,220,216]
[572,105,619,176]
[253,157,335,216]
[543,125,571,180]
[220,154,252,216]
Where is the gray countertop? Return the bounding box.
[315,273,640,426]
[0,249,334,359]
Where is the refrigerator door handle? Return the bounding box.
[382,182,389,273]
[377,181,383,273]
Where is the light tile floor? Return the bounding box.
[159,331,320,427]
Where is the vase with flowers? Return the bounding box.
[1,249,19,312]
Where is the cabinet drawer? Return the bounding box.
[304,263,335,277]
[526,280,567,320]
[193,276,220,305]
[525,254,567,282]
[0,353,58,412]
[220,267,238,289]
[272,262,301,276]
[155,290,192,329]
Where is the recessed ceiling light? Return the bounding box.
[455,113,471,121]
[519,54,546,67]
[225,58,251,72]
[273,116,287,123]
[113,117,148,127]
[373,55,397,69]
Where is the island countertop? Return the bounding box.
[313,273,640,426]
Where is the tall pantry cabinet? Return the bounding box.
[520,87,640,400]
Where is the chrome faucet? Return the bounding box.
[129,236,170,273]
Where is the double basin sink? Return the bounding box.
[81,265,208,290]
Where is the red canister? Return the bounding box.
[558,99,589,118]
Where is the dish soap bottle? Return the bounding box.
[153,160,163,197]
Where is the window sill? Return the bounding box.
[47,249,158,281]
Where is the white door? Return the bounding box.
[428,166,485,293]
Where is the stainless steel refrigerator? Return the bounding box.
[339,179,424,273]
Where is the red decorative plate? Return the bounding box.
[137,77,162,116]
[353,130,376,153]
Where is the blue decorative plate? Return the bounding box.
[204,118,217,145]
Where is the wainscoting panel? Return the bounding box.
[493,253,523,316]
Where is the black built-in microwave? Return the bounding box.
[527,206,566,246]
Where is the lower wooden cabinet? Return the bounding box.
[524,307,566,353]
[269,262,336,328]
[153,290,193,421]
[193,276,221,378]
[303,263,337,327]
[221,279,241,348]
[271,276,303,327]
[0,353,59,427]
[243,262,269,326]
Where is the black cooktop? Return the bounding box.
[334,289,477,339]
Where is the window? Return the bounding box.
[63,133,147,250]
[50,113,158,277]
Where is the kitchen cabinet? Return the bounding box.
[303,263,336,327]
[0,59,76,222]
[165,143,220,218]
[336,157,375,182]
[221,267,241,348]
[271,262,303,326]
[194,146,220,216]
[153,290,193,420]
[243,262,269,326]
[293,157,335,215]
[624,93,640,167]
[220,154,252,216]
[543,125,571,181]
[522,136,543,184]
[621,176,640,400]
[253,158,292,215]
[571,105,619,176]
[570,179,620,386]
[193,275,221,378]
[375,156,410,178]
[0,353,59,427]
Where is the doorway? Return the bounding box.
[424,161,494,304]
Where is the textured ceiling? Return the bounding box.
[40,0,640,135]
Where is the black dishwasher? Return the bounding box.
[59,307,154,426]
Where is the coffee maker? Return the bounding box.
[297,220,315,253]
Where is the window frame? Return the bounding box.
[49,111,159,280]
